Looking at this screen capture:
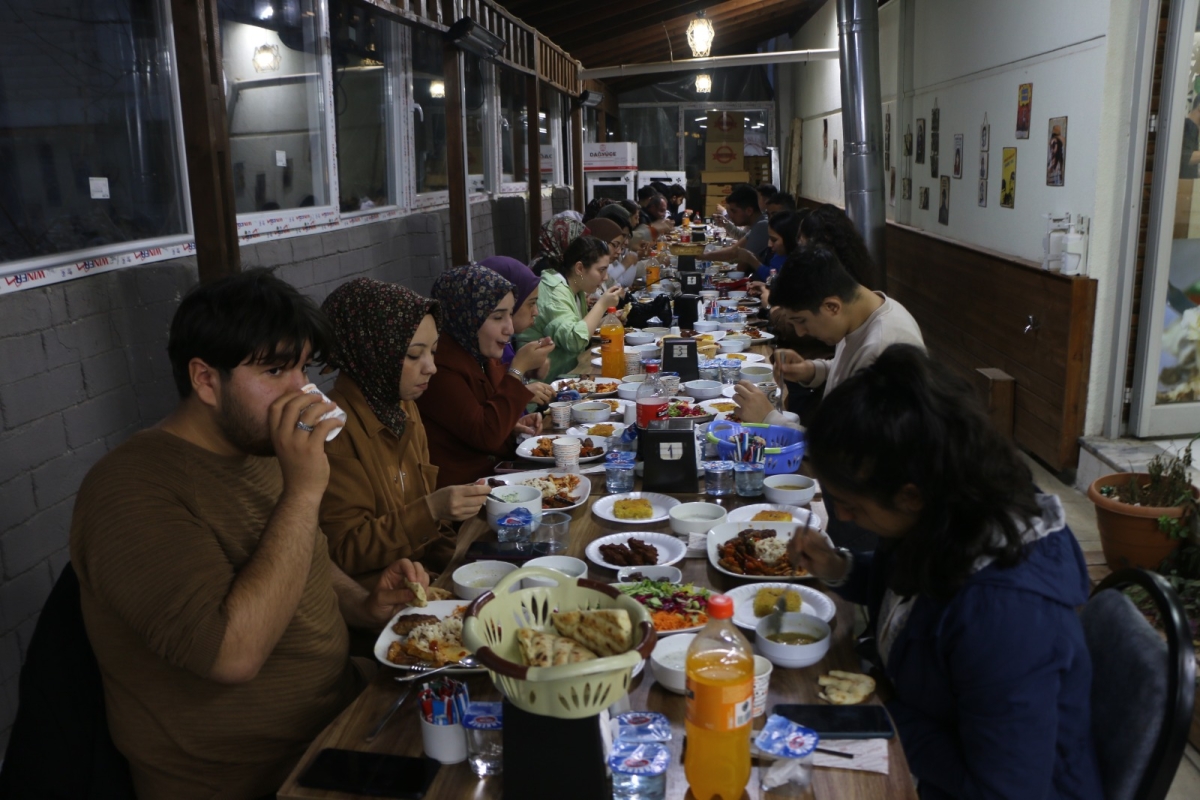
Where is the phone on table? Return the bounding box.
[771,704,896,739]
[298,749,440,798]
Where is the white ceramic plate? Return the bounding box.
[721,385,737,398]
[591,491,681,524]
[375,600,484,673]
[567,422,626,439]
[492,471,591,513]
[725,582,836,628]
[718,352,767,364]
[741,331,774,344]
[550,378,620,398]
[516,434,608,464]
[585,531,687,570]
[726,503,808,524]
[657,331,727,345]
[698,398,742,421]
[707,518,819,581]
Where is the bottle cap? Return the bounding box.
[708,594,733,619]
[607,307,617,313]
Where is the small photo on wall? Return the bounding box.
[1001,147,1018,208]
[979,151,989,180]
[938,175,950,225]
[978,180,988,208]
[980,120,990,152]
[953,134,964,178]
[931,107,940,133]
[904,126,913,156]
[919,186,930,210]
[902,177,912,200]
[1047,116,1067,186]
[1016,83,1032,139]
[916,119,926,163]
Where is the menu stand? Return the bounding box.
[501,698,607,800]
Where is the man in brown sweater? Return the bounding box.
[70,270,429,799]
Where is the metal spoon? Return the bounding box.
[393,657,479,682]
[761,594,791,640]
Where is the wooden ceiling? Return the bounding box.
[495,0,827,93]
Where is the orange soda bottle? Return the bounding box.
[599,306,626,379]
[684,594,753,800]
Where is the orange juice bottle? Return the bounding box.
[599,306,626,379]
[684,595,753,800]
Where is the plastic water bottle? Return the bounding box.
[610,742,669,800]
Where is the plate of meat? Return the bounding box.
[550,377,620,397]
[374,601,485,673]
[706,520,818,581]
[585,532,687,570]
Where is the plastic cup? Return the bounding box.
[606,462,636,493]
[659,373,680,397]
[735,462,766,497]
[704,461,735,496]
[553,437,581,472]
[534,511,572,554]
[753,655,773,717]
[299,383,347,441]
[549,402,573,429]
[420,718,467,764]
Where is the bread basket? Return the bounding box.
[462,566,657,719]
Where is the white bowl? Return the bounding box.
[625,331,656,346]
[729,291,748,300]
[693,320,719,332]
[617,382,641,400]
[719,339,748,353]
[718,322,746,332]
[634,344,661,361]
[764,474,818,507]
[452,560,519,601]
[522,555,588,588]
[650,633,697,694]
[739,365,774,384]
[725,334,751,345]
[755,612,831,668]
[486,484,543,530]
[669,502,728,536]
[725,271,746,280]
[683,380,724,400]
[571,401,613,423]
[616,565,684,584]
[642,327,671,336]
[717,299,741,309]
[622,373,648,384]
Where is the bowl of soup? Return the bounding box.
[755,612,831,668]
[452,560,520,601]
[650,633,697,694]
[763,474,817,507]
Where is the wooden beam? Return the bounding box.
[526,72,543,258]
[170,0,240,282]
[973,368,1016,440]
[539,0,708,39]
[571,104,585,211]
[444,42,470,265]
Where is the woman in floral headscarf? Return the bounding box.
[319,278,490,584]
[417,265,557,487]
[529,212,585,276]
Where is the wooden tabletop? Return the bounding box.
[278,483,917,800]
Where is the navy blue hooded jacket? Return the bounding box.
[836,497,1103,799]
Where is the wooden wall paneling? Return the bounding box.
[973,368,1016,440]
[444,41,469,265]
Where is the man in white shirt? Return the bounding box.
[735,246,926,427]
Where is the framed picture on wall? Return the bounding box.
[919,186,929,210]
[916,118,926,163]
[980,118,990,152]
[979,151,989,180]
[931,107,940,132]
[1047,116,1067,186]
[953,134,964,178]
[904,125,913,156]
[902,177,912,200]
[1016,83,1033,139]
[1001,147,1018,208]
[978,180,987,207]
[938,175,950,225]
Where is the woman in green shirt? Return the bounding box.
[518,235,625,381]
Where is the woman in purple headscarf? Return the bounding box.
[478,256,540,365]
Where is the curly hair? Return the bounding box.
[583,196,614,223]
[799,204,876,289]
[806,344,1040,602]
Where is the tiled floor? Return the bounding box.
[1025,453,1200,797]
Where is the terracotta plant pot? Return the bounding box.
[1087,473,1196,571]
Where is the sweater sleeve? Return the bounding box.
[799,358,831,388]
[419,364,533,458]
[539,282,591,354]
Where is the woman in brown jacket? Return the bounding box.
[417,265,556,487]
[319,278,490,585]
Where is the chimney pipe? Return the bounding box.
[836,0,887,290]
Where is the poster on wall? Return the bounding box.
[1047,116,1067,186]
[916,119,926,163]
[938,176,950,225]
[931,133,939,178]
[1016,83,1033,139]
[903,177,912,199]
[1001,147,1018,208]
[904,125,913,156]
[823,119,829,158]
[931,106,940,133]
[979,151,989,180]
[919,186,929,210]
[890,167,896,206]
[980,115,990,151]
[953,134,964,178]
[978,180,988,208]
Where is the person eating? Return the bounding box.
[530,212,585,276]
[478,256,541,367]
[706,184,769,263]
[319,278,490,583]
[788,344,1103,800]
[417,265,555,487]
[518,235,625,381]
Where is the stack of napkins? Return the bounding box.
[813,738,889,774]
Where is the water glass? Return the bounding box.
[704,461,735,496]
[606,463,636,493]
[719,360,742,385]
[698,360,721,382]
[735,462,766,497]
[534,511,572,554]
[659,372,680,397]
[549,402,573,429]
[463,702,503,777]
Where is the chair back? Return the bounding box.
[1081,568,1195,800]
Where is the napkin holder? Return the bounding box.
[502,698,606,800]
[679,270,703,295]
[660,335,699,382]
[639,425,699,494]
[678,255,698,274]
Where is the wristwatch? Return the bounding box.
[507,367,527,384]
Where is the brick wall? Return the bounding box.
[0,194,540,755]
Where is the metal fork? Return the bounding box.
[393,657,478,683]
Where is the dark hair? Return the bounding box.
[583,196,614,222]
[799,204,875,288]
[619,199,641,215]
[667,184,687,199]
[649,181,669,196]
[757,183,778,197]
[770,246,860,312]
[767,210,802,256]
[725,183,759,211]
[766,192,796,210]
[551,235,609,277]
[167,269,331,398]
[807,345,1039,602]
[636,186,657,202]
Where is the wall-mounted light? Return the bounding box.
[695,73,712,94]
[252,44,281,72]
[446,16,506,60]
[430,80,445,98]
[687,11,715,58]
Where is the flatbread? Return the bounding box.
[406,580,427,608]
[516,629,556,667]
[817,671,875,704]
[425,586,454,601]
[551,609,632,657]
[552,635,597,665]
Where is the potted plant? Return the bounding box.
[1087,437,1199,571]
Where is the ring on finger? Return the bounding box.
[296,421,315,432]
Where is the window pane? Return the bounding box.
[330,0,393,211]
[499,69,527,182]
[412,27,448,194]
[621,107,678,171]
[464,53,486,192]
[0,0,187,264]
[219,0,329,214]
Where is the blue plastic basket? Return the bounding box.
[707,420,806,475]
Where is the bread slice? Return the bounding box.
[516,629,556,667]
[551,609,633,657]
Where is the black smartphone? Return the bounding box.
[771,704,896,739]
[298,749,440,798]
[465,540,552,562]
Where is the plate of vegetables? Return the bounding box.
[615,577,713,635]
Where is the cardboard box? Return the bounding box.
[705,183,735,198]
[706,111,745,142]
[705,142,743,170]
[701,170,750,184]
[582,142,637,171]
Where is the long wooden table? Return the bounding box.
[278,478,918,800]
